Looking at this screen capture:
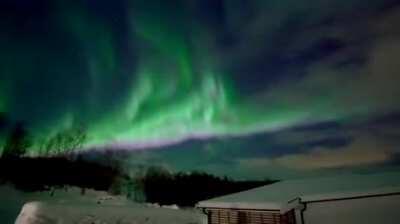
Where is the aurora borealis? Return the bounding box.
[1,0,400,178]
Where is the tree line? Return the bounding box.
[134,166,277,207]
[0,112,86,158]
[0,113,278,206]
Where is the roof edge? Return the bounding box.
[300,186,400,203]
[196,201,282,211]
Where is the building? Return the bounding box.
[197,172,400,224]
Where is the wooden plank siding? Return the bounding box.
[206,208,296,224]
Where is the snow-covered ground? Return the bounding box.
[0,185,206,224]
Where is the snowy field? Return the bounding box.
[0,185,206,224]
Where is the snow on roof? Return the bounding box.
[197,171,400,212]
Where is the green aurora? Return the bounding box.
[1,0,400,161]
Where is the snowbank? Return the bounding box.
[0,185,205,224]
[15,201,206,224]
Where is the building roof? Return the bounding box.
[197,171,400,213]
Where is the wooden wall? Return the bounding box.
[206,208,296,224]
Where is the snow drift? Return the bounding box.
[15,201,206,224]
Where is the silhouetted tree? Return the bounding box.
[0,113,7,150]
[0,156,121,192]
[0,112,6,130]
[44,125,87,156]
[137,167,278,206]
[1,122,31,158]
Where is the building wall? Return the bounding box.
[206,208,295,224]
[303,194,400,224]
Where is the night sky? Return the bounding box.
[1,0,400,179]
